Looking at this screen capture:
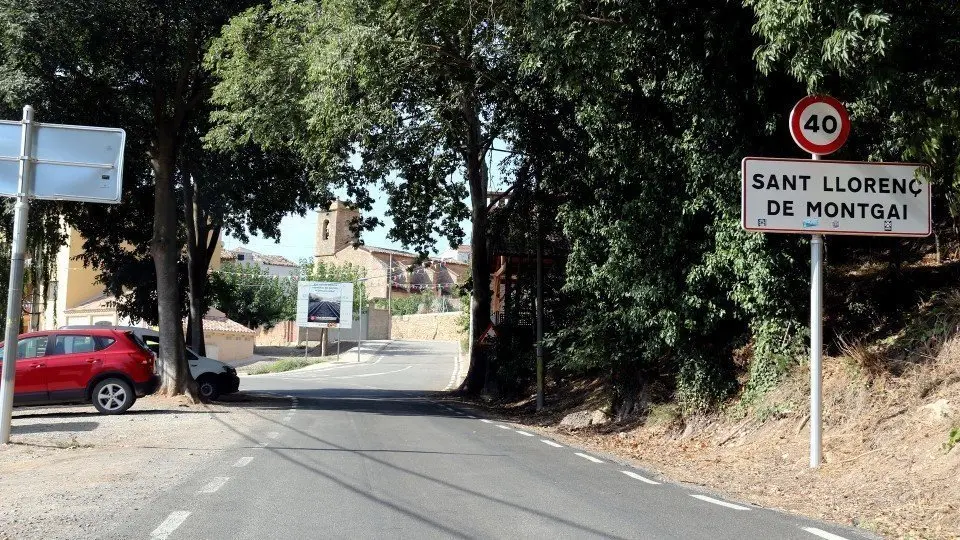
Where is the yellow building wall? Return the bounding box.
[205,332,254,363]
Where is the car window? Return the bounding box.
[125,332,154,355]
[141,335,160,354]
[15,336,49,359]
[94,336,116,351]
[51,335,96,355]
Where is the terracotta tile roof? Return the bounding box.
[360,245,418,258]
[222,248,297,267]
[202,316,255,334]
[66,294,115,313]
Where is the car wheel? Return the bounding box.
[197,376,220,401]
[92,378,135,414]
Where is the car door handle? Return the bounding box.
[30,363,45,368]
[86,358,101,364]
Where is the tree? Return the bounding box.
[747,0,960,254]
[0,0,321,396]
[505,1,813,411]
[208,261,290,330]
[178,116,319,356]
[206,0,522,393]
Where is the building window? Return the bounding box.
[322,219,330,240]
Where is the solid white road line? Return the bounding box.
[326,366,413,379]
[480,419,494,424]
[575,452,604,463]
[150,511,190,540]
[268,431,279,439]
[802,527,850,540]
[515,430,535,437]
[233,457,254,468]
[466,415,477,419]
[690,494,750,511]
[496,425,511,430]
[621,470,661,485]
[541,439,564,448]
[198,477,230,494]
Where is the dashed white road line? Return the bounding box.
[480,419,494,424]
[621,471,661,485]
[690,494,750,511]
[150,511,190,540]
[268,431,279,439]
[575,452,604,463]
[259,441,269,447]
[515,430,535,437]
[802,527,850,540]
[541,439,564,448]
[233,457,254,468]
[465,415,477,419]
[198,477,230,494]
[496,425,511,430]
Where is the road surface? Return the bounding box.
[115,340,874,540]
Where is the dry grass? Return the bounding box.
[549,343,960,539]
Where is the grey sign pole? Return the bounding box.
[809,153,824,468]
[0,106,35,444]
[357,288,362,363]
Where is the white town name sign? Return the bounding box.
[741,157,931,237]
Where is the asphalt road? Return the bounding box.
[115,340,875,540]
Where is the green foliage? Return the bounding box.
[380,292,453,316]
[247,357,329,375]
[944,427,960,453]
[299,260,368,313]
[209,261,291,330]
[517,0,809,410]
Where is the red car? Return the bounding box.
[0,328,158,414]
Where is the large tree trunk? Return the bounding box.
[152,132,195,398]
[460,91,492,394]
[183,175,219,357]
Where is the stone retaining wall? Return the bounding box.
[390,312,464,341]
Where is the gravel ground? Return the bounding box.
[0,393,289,540]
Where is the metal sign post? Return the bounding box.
[0,106,36,444]
[741,95,931,468]
[357,295,363,363]
[0,106,126,444]
[809,156,823,468]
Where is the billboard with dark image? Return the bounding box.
[308,292,341,323]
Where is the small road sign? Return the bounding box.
[742,157,931,237]
[0,120,125,203]
[789,95,850,156]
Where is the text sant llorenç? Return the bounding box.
[752,173,924,221]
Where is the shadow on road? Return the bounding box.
[11,421,99,434]
[208,391,630,540]
[12,408,226,420]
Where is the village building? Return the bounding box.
[313,201,469,303]
[31,226,257,362]
[220,246,298,277]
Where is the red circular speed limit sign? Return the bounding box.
[789,95,850,155]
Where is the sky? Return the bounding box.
[222,149,514,262]
[221,188,471,263]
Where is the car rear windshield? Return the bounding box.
[125,332,153,355]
